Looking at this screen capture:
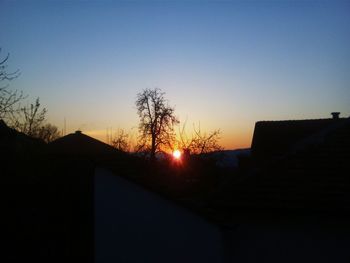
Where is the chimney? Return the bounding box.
[75,130,82,134]
[331,112,340,119]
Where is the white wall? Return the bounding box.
[94,167,222,263]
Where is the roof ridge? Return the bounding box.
[257,118,347,123]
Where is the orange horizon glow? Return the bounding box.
[77,129,252,150]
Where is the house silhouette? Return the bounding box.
[0,119,45,155]
[49,130,120,156]
[214,112,350,215]
[251,112,349,164]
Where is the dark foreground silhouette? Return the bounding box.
[2,113,350,262]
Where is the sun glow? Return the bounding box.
[172,150,181,160]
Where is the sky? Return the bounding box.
[1,0,349,149]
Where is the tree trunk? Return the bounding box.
[150,134,156,161]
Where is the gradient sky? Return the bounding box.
[1,0,349,149]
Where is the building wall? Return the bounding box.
[94,168,222,263]
[225,222,350,263]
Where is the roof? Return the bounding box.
[0,119,16,136]
[251,117,349,162]
[0,119,45,154]
[49,130,120,156]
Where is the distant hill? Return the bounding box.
[132,149,251,168]
[202,149,251,168]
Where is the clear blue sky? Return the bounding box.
[1,0,349,148]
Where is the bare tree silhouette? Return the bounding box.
[0,49,60,142]
[12,97,47,137]
[37,123,61,143]
[136,88,179,160]
[112,128,130,152]
[178,122,223,154]
[0,49,24,121]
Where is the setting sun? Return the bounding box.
[173,150,181,160]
